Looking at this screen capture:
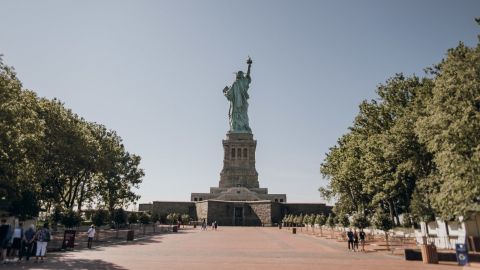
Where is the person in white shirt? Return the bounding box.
[11,222,24,262]
[87,225,96,249]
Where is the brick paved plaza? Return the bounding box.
[3,227,467,270]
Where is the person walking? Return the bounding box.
[0,219,10,263]
[214,221,218,230]
[34,223,50,263]
[353,229,359,252]
[23,225,36,261]
[11,222,24,262]
[87,225,96,249]
[346,228,354,251]
[359,229,366,252]
[201,219,206,231]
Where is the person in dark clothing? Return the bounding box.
[22,224,36,261]
[353,230,359,252]
[346,229,354,251]
[359,229,366,252]
[0,219,10,263]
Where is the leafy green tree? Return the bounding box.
[151,213,160,223]
[128,212,138,224]
[303,214,310,231]
[92,210,110,227]
[139,212,151,225]
[93,124,144,223]
[181,214,190,226]
[315,214,326,236]
[9,190,40,221]
[326,213,335,237]
[352,213,369,229]
[337,214,350,229]
[416,40,480,219]
[166,213,179,225]
[372,208,393,249]
[113,208,127,226]
[37,98,99,211]
[61,210,82,228]
[0,57,44,215]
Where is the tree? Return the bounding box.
[337,214,350,230]
[315,214,326,236]
[128,212,138,224]
[372,208,393,250]
[61,210,82,228]
[326,214,335,237]
[166,213,179,225]
[92,210,110,227]
[181,214,190,227]
[113,208,127,227]
[37,98,99,212]
[151,213,160,223]
[9,190,40,221]
[352,213,369,229]
[139,212,151,225]
[416,40,480,219]
[0,57,44,215]
[303,214,311,231]
[93,125,144,223]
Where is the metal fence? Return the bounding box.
[47,224,178,251]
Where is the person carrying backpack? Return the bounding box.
[34,223,50,263]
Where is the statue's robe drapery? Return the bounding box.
[225,75,252,133]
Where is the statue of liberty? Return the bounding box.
[223,57,253,133]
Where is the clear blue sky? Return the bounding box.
[1,1,479,206]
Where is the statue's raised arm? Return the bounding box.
[222,57,253,134]
[246,56,252,81]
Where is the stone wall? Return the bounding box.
[195,201,208,222]
[207,200,235,226]
[249,201,272,226]
[147,201,197,222]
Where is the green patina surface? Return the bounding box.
[223,57,253,134]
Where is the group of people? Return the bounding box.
[346,228,366,252]
[0,219,51,264]
[200,219,218,230]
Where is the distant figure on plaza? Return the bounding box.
[223,57,253,134]
[23,224,36,261]
[87,225,96,249]
[34,223,50,263]
[346,228,354,251]
[353,230,359,251]
[214,221,218,230]
[359,229,366,252]
[201,219,207,231]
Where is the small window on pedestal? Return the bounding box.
[231,148,236,158]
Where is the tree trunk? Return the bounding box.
[393,203,400,226]
[385,232,390,251]
[387,200,395,226]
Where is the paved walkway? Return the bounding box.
[1,227,465,270]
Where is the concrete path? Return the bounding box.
[1,227,464,270]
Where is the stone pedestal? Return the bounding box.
[219,133,259,189]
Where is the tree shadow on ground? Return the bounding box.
[2,256,128,270]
